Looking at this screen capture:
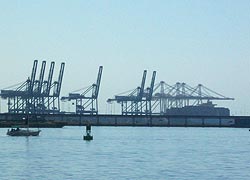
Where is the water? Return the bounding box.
[0,126,250,180]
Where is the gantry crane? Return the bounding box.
[0,60,65,114]
[107,70,156,115]
[61,66,103,115]
[152,82,234,114]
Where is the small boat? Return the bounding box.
[7,127,41,136]
[7,115,41,137]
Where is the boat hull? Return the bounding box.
[7,129,41,136]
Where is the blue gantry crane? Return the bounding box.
[61,66,103,115]
[144,70,156,114]
[151,82,234,115]
[0,60,65,114]
[107,70,156,115]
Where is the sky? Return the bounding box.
[0,0,249,115]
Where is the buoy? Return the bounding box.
[84,134,93,140]
[83,123,93,140]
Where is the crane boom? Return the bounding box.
[38,61,46,94]
[148,71,156,100]
[138,70,147,99]
[93,66,103,98]
[46,61,55,95]
[55,62,65,96]
[29,60,38,93]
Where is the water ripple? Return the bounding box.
[0,127,250,179]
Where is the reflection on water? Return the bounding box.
[0,127,250,180]
[25,137,29,152]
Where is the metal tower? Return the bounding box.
[61,66,103,115]
[107,70,156,115]
[152,82,234,114]
[0,60,65,114]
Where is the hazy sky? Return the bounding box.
[0,0,249,115]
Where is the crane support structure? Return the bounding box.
[151,82,234,114]
[107,70,157,115]
[144,71,156,114]
[29,60,38,94]
[55,62,65,96]
[92,66,103,98]
[0,60,65,114]
[0,61,235,116]
[44,62,55,96]
[108,76,234,116]
[37,61,46,94]
[61,66,103,115]
[138,70,147,100]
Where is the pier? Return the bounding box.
[0,60,244,129]
[1,113,250,128]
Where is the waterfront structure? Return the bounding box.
[0,60,65,114]
[152,82,234,115]
[0,61,234,116]
[61,66,103,115]
[108,80,233,116]
[107,70,156,115]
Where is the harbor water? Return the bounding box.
[0,126,250,180]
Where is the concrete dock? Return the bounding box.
[1,113,250,128]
